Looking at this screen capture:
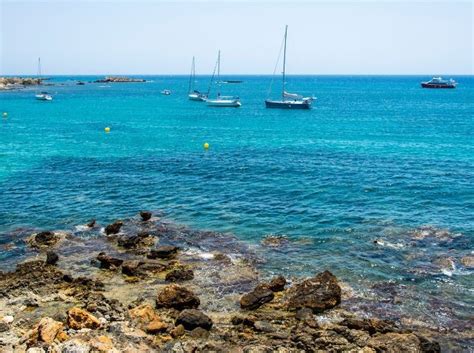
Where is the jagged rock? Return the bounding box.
[46,251,59,265]
[156,284,200,310]
[67,307,101,330]
[287,270,341,313]
[121,260,140,276]
[148,246,179,259]
[165,267,194,282]
[26,231,65,248]
[268,275,286,292]
[140,211,152,221]
[22,317,63,346]
[367,332,424,352]
[129,303,160,324]
[117,232,153,249]
[145,319,168,334]
[96,252,123,269]
[87,219,96,228]
[240,284,274,310]
[170,324,185,338]
[104,221,123,235]
[417,334,441,353]
[90,335,115,352]
[341,318,397,335]
[94,76,146,83]
[176,309,213,331]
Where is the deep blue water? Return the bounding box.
[1,75,473,338]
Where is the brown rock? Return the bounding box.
[90,335,114,352]
[175,309,213,331]
[342,318,397,335]
[240,284,274,310]
[170,324,185,338]
[145,320,168,334]
[287,270,341,313]
[140,211,152,221]
[367,333,424,352]
[104,221,123,235]
[122,260,141,276]
[97,252,123,269]
[46,251,59,265]
[67,307,101,330]
[37,317,63,344]
[129,304,160,324]
[461,255,474,268]
[268,275,286,292]
[165,267,194,282]
[156,284,200,310]
[87,219,96,228]
[148,246,179,259]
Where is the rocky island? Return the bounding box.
[94,76,146,83]
[0,77,42,91]
[0,211,446,353]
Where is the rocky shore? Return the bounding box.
[94,76,146,83]
[0,212,446,352]
[0,77,42,91]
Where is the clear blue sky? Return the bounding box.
[1,0,472,75]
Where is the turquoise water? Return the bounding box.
[1,76,473,342]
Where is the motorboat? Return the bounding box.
[421,77,457,89]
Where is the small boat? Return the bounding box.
[35,92,53,101]
[265,26,314,109]
[160,89,171,95]
[35,58,53,101]
[223,80,243,84]
[188,57,207,101]
[421,77,457,89]
[206,51,241,108]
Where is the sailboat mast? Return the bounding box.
[282,25,288,100]
[217,50,221,96]
[188,56,195,94]
[38,57,42,79]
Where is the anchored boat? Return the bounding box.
[265,26,314,109]
[421,77,457,89]
[35,58,53,101]
[188,57,207,101]
[206,51,241,108]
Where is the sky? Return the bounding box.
[1,0,473,75]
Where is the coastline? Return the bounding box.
[0,211,469,352]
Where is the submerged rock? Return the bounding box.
[148,246,179,260]
[26,231,66,248]
[104,221,123,235]
[460,255,474,268]
[117,232,154,249]
[240,284,275,310]
[67,307,101,330]
[176,309,213,331]
[140,211,152,221]
[261,235,289,247]
[156,284,200,310]
[287,270,341,313]
[87,219,96,228]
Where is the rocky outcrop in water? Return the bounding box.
[94,76,146,83]
[0,77,42,90]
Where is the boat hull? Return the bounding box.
[206,99,241,107]
[35,94,53,101]
[265,100,311,109]
[188,94,207,101]
[421,83,456,89]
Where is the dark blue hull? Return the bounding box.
[265,100,311,109]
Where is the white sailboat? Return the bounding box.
[265,26,314,109]
[206,51,241,108]
[188,56,207,101]
[35,58,53,101]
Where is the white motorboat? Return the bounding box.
[160,89,171,95]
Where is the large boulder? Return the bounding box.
[175,309,213,331]
[156,284,200,310]
[287,270,341,313]
[240,284,274,310]
[104,221,123,235]
[268,275,286,292]
[140,211,152,221]
[67,307,101,330]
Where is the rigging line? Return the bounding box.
[207,54,219,96]
[267,34,285,99]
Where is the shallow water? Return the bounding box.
[0,75,473,347]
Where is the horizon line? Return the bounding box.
[2,73,473,77]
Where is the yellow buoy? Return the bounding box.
[203,142,209,150]
[104,127,111,133]
[2,112,7,118]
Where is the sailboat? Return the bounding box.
[188,57,207,101]
[265,26,314,109]
[35,58,53,101]
[206,51,241,108]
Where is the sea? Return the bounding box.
[1,75,473,349]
